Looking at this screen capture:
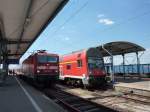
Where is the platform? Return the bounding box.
[115,77,150,97]
[0,76,66,112]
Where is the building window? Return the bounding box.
[66,64,71,70]
[77,60,82,67]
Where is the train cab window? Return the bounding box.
[66,64,71,70]
[88,58,104,69]
[38,55,47,63]
[38,55,57,63]
[77,60,82,67]
[47,56,58,63]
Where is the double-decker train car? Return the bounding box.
[22,50,59,87]
[59,47,106,87]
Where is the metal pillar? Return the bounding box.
[132,64,134,74]
[122,54,125,79]
[0,39,8,83]
[142,65,144,74]
[148,64,150,73]
[2,53,8,82]
[0,42,2,64]
[110,55,114,83]
[0,39,3,82]
[136,52,141,79]
[102,45,114,84]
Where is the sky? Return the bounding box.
[17,0,150,67]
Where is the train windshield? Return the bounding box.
[47,56,58,62]
[88,57,104,69]
[38,55,58,63]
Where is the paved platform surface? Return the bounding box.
[115,77,150,91]
[115,81,150,91]
[0,76,66,112]
[115,77,150,97]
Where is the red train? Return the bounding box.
[21,50,59,87]
[59,47,107,87]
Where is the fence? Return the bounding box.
[113,64,150,74]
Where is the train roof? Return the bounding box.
[60,47,103,61]
[30,52,58,57]
[23,51,58,62]
[61,49,86,56]
[61,47,100,57]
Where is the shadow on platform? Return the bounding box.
[0,76,65,112]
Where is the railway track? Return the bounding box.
[21,78,150,112]
[121,93,150,105]
[53,84,150,111]
[90,90,150,105]
[44,89,117,112]
[20,78,117,112]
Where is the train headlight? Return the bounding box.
[102,71,106,74]
[89,71,92,75]
[37,70,40,73]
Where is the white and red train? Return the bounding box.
[20,48,107,87]
[59,48,106,87]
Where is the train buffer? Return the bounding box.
[0,75,66,112]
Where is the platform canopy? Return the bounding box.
[97,41,145,57]
[0,0,68,63]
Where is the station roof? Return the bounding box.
[0,0,68,62]
[97,41,145,57]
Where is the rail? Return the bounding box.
[44,88,117,112]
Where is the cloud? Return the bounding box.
[97,14,114,25]
[57,35,70,41]
[98,18,115,25]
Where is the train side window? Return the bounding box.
[77,60,82,67]
[66,64,71,70]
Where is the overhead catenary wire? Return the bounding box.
[82,10,150,48]
[43,2,150,50]
[29,2,150,58]
[77,4,150,45]
[8,1,150,45]
[10,1,150,58]
[22,0,90,57]
[98,10,150,34]
[42,0,90,48]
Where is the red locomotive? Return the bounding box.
[22,50,59,87]
[59,47,106,87]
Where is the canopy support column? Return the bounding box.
[0,39,8,84]
[2,55,8,82]
[110,55,114,83]
[136,52,141,80]
[102,45,114,85]
[0,40,2,65]
[122,54,125,79]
